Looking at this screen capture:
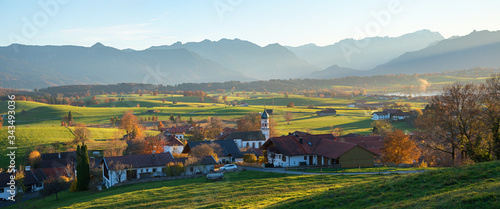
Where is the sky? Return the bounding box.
[1,0,500,50]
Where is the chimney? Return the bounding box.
[299,137,303,144]
[152,150,156,159]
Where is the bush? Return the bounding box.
[69,179,78,192]
[166,162,185,176]
[243,154,257,163]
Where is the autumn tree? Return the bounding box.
[73,123,91,145]
[190,143,221,162]
[144,135,166,154]
[158,121,164,131]
[120,110,139,140]
[332,127,344,137]
[287,102,294,108]
[481,75,500,159]
[125,138,146,155]
[28,150,41,168]
[204,117,224,139]
[381,129,420,164]
[371,120,393,136]
[236,113,261,132]
[284,112,293,125]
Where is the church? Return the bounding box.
[221,110,270,149]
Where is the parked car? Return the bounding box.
[219,164,238,171]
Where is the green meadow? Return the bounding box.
[11,161,500,209]
[0,94,425,170]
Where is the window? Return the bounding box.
[282,155,286,162]
[0,188,4,193]
[190,167,194,172]
[153,168,156,172]
[304,156,307,160]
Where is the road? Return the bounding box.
[243,166,427,175]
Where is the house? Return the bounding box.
[40,151,76,169]
[336,135,384,156]
[162,125,192,140]
[0,168,47,200]
[162,135,185,154]
[240,102,249,107]
[392,111,411,120]
[371,112,390,120]
[102,152,174,187]
[260,134,378,168]
[182,140,244,163]
[316,108,337,116]
[223,131,266,149]
[101,152,216,188]
[0,173,13,201]
[173,156,217,175]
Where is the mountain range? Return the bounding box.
[1,30,500,90]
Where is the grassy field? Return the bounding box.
[0,95,424,170]
[12,161,500,208]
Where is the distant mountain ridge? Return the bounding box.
[148,39,318,80]
[2,30,500,90]
[287,29,444,70]
[370,30,500,75]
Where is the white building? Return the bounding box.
[162,135,184,154]
[261,110,270,140]
[102,152,217,188]
[372,112,390,120]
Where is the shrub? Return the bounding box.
[166,162,185,176]
[69,179,78,192]
[243,154,257,163]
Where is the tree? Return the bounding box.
[77,145,90,191]
[144,135,166,154]
[481,75,500,159]
[125,138,146,155]
[28,150,41,168]
[287,102,294,108]
[381,129,420,164]
[332,127,344,137]
[73,123,91,145]
[67,111,74,126]
[243,154,257,163]
[41,176,71,200]
[120,110,139,140]
[157,121,164,131]
[131,125,144,140]
[169,114,175,122]
[108,161,131,184]
[165,162,185,176]
[175,114,182,123]
[190,143,221,162]
[15,168,26,205]
[0,116,3,129]
[284,112,293,125]
[236,113,260,132]
[204,117,224,139]
[371,120,393,136]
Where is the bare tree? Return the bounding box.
[284,112,293,125]
[108,161,131,184]
[73,123,92,145]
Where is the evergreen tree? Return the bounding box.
[68,111,74,126]
[79,145,90,190]
[169,114,175,122]
[76,145,82,190]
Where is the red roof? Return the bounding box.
[336,136,384,156]
[162,125,191,134]
[164,135,184,146]
[261,134,378,159]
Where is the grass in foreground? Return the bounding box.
[14,161,500,209]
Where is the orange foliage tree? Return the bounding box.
[381,129,420,164]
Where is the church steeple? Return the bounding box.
[261,110,270,140]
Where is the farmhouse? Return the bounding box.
[371,109,410,120]
[182,140,244,163]
[162,135,184,154]
[316,108,337,116]
[336,135,384,156]
[0,168,47,200]
[162,125,192,140]
[101,152,217,188]
[40,151,76,169]
[261,134,378,168]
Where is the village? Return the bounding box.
[1,107,417,200]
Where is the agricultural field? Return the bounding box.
[10,161,500,208]
[0,94,425,170]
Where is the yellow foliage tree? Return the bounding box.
[381,129,420,164]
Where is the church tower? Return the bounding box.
[261,110,270,140]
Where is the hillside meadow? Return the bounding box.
[10,161,500,209]
[0,95,425,170]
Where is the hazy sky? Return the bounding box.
[1,0,499,50]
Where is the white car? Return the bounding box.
[219,164,238,171]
